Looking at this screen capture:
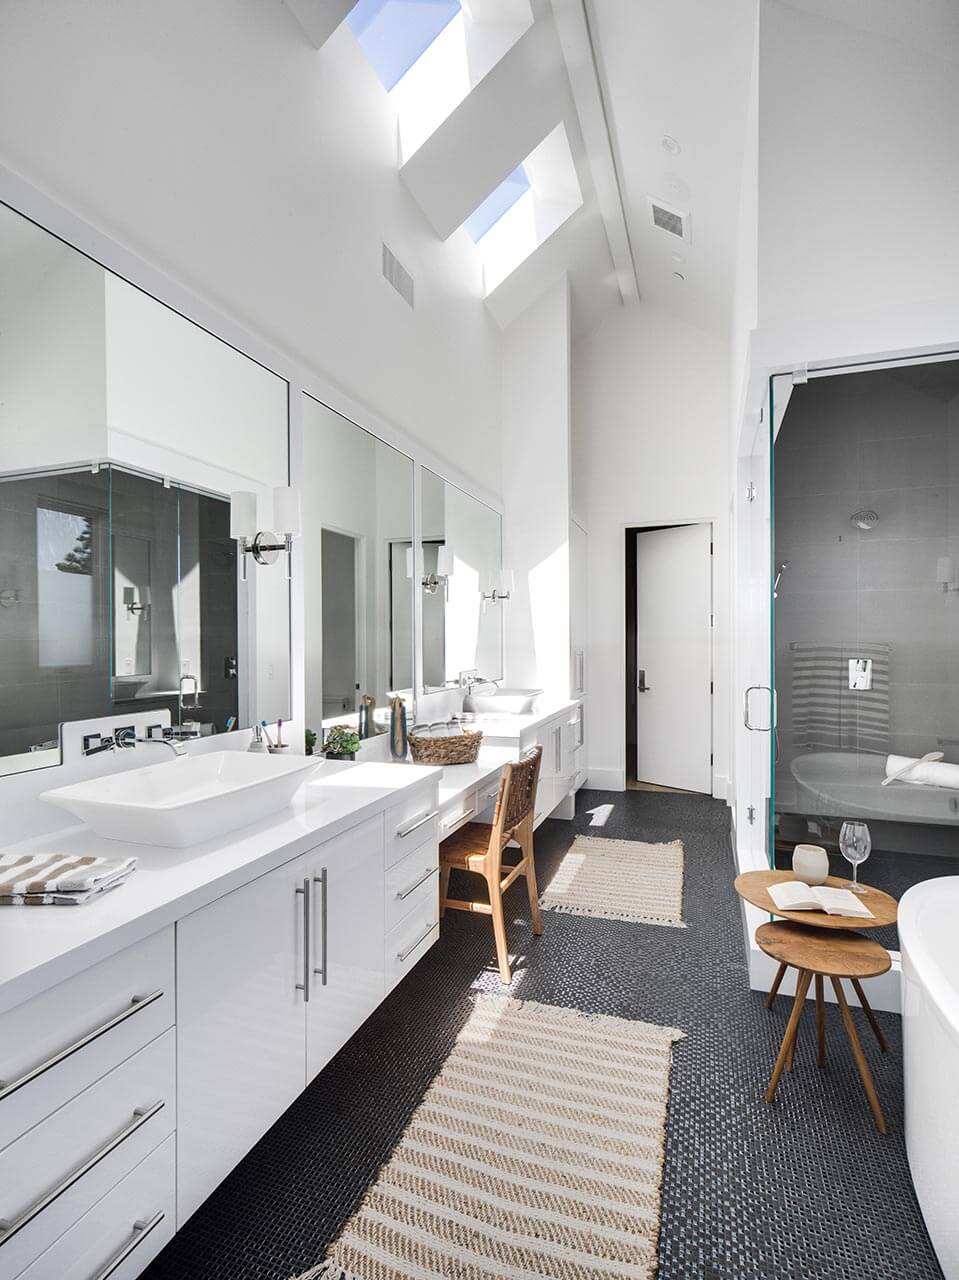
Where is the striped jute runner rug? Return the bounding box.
[538,836,685,928]
[295,995,682,1280]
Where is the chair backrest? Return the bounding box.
[491,745,543,845]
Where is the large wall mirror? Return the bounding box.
[0,201,292,776]
[302,394,414,739]
[422,468,504,693]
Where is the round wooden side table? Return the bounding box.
[756,921,891,1132]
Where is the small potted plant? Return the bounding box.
[305,728,317,757]
[323,724,360,761]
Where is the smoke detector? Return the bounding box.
[647,196,691,243]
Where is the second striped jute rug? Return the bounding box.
[294,995,681,1280]
[538,836,686,928]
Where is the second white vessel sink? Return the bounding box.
[463,688,543,715]
[41,751,319,848]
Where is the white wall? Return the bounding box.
[756,2,959,360]
[0,0,503,495]
[502,277,571,697]
[572,302,731,794]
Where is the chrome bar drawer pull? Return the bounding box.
[0,990,164,1104]
[312,870,328,986]
[397,922,437,963]
[295,878,310,1002]
[396,809,439,839]
[442,806,475,832]
[90,1210,165,1280]
[396,866,438,901]
[0,1101,164,1248]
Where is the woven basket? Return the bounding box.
[408,727,483,765]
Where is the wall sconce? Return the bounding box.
[122,586,149,616]
[422,545,453,596]
[936,556,958,593]
[230,486,302,582]
[482,569,514,603]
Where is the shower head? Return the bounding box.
[850,508,880,530]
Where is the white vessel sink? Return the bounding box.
[463,688,543,715]
[41,751,319,848]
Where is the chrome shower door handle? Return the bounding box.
[744,685,773,731]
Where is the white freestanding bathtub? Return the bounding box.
[900,877,959,1278]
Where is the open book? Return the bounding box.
[767,881,875,919]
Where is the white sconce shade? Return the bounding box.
[230,490,257,540]
[273,486,302,536]
[436,545,454,579]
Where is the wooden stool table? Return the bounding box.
[756,921,891,1132]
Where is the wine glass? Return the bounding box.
[839,821,871,893]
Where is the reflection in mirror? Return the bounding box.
[421,469,504,692]
[0,199,291,775]
[302,395,414,744]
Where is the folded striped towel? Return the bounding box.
[0,852,137,905]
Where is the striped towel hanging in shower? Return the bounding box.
[789,641,890,754]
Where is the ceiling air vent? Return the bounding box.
[647,197,691,243]
[382,243,414,308]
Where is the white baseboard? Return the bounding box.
[712,773,731,804]
[583,769,625,792]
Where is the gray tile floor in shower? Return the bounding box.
[142,788,943,1280]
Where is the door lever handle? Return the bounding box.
[637,669,651,693]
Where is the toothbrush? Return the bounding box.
[277,719,285,748]
[260,720,276,748]
[225,716,236,732]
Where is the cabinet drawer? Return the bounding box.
[385,906,439,994]
[385,838,439,934]
[17,1134,175,1280]
[438,786,478,839]
[0,1029,175,1280]
[385,786,439,868]
[0,928,174,1151]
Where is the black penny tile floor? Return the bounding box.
[142,788,942,1280]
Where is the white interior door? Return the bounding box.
[636,524,712,792]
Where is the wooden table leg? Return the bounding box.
[766,969,812,1103]
[831,977,887,1134]
[815,974,826,1068]
[765,962,787,1010]
[851,977,888,1052]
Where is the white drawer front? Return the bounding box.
[438,786,478,839]
[386,786,439,868]
[17,1134,175,1280]
[385,906,439,993]
[0,1029,175,1280]
[0,928,175,1151]
[385,840,439,934]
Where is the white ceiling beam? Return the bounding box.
[282,0,354,50]
[548,0,638,304]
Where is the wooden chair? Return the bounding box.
[439,746,544,983]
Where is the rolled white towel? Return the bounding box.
[885,754,959,790]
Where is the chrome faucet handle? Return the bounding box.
[81,732,115,757]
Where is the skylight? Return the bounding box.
[463,166,530,242]
[346,0,461,91]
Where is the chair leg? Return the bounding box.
[815,974,826,1068]
[831,977,887,1134]
[851,978,888,1052]
[765,962,787,1010]
[767,969,812,1103]
[439,865,451,919]
[522,830,543,936]
[488,874,512,984]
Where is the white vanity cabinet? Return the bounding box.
[305,815,386,1081]
[175,854,310,1224]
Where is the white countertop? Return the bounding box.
[458,700,580,743]
[436,746,517,810]
[0,759,441,1015]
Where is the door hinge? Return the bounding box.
[710,541,714,554]
[710,681,714,694]
[745,481,757,504]
[710,752,714,766]
[747,805,756,825]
